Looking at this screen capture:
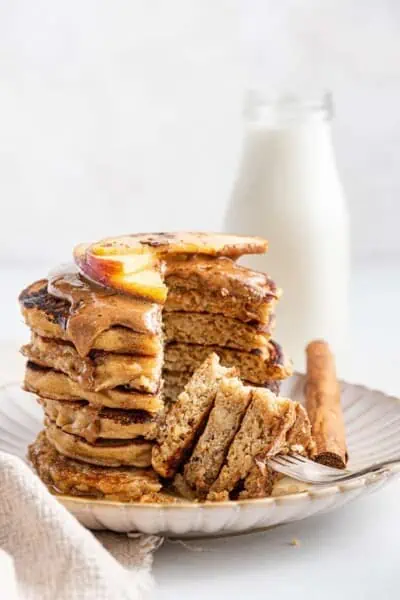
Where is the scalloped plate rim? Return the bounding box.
[1,374,400,535]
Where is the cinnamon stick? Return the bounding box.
[305,340,347,469]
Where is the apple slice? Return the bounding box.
[89,232,268,259]
[86,250,159,277]
[73,243,167,303]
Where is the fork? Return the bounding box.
[267,453,400,485]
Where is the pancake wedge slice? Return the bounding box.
[152,354,236,478]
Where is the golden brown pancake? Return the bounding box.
[19,276,162,357]
[24,363,163,412]
[45,423,153,467]
[29,431,163,502]
[40,397,158,442]
[22,333,162,393]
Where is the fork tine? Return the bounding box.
[278,454,300,465]
[268,456,291,467]
[267,452,358,485]
[291,454,308,463]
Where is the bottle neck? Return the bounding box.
[245,92,333,128]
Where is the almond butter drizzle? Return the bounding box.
[47,264,161,358]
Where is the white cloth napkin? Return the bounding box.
[0,451,162,600]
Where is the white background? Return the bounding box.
[1,3,400,599]
[1,1,400,266]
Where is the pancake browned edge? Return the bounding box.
[28,431,171,502]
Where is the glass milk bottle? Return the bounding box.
[225,94,349,372]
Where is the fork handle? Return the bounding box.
[315,457,400,485]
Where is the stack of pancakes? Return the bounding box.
[21,232,296,502]
[20,269,167,501]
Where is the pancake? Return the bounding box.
[24,363,163,412]
[19,277,162,357]
[162,370,281,404]
[40,397,158,442]
[165,256,280,323]
[29,431,163,502]
[45,423,153,467]
[152,354,235,479]
[164,341,292,384]
[21,294,161,355]
[163,311,273,353]
[22,333,162,393]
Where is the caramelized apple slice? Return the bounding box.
[89,232,268,259]
[73,243,167,303]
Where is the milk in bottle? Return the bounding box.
[225,94,349,372]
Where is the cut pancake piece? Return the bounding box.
[45,423,153,467]
[24,363,163,412]
[163,370,281,404]
[152,354,235,478]
[183,377,252,495]
[19,277,162,358]
[238,404,314,500]
[164,312,273,353]
[29,431,162,502]
[22,333,162,393]
[165,257,279,323]
[164,341,292,385]
[208,389,312,500]
[40,398,158,442]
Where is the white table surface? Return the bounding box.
[2,259,400,600]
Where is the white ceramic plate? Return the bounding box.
[1,375,400,538]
